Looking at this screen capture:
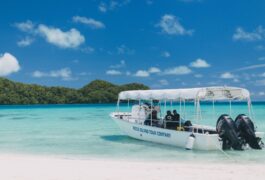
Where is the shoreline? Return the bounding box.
[0,153,264,180]
[0,101,265,106]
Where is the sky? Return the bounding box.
[0,0,265,100]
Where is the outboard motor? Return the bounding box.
[235,114,262,150]
[216,114,242,150]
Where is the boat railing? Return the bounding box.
[113,112,219,134]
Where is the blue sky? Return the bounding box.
[1,0,265,99]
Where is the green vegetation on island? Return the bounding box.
[0,78,149,105]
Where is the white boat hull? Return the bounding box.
[111,114,223,151]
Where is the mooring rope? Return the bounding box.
[211,138,237,162]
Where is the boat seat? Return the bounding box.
[164,120,193,131]
[144,119,161,127]
[164,121,180,130]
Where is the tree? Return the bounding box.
[0,78,149,105]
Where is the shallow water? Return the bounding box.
[0,103,264,163]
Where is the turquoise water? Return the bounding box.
[0,103,264,163]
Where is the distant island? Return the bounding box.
[0,78,149,105]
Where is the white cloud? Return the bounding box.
[256,45,265,51]
[233,26,265,41]
[235,63,265,71]
[98,3,107,12]
[157,14,193,36]
[0,53,20,76]
[260,72,265,77]
[208,81,218,85]
[32,68,73,80]
[110,60,126,69]
[233,78,240,83]
[159,79,169,86]
[72,16,105,29]
[117,45,135,55]
[14,20,34,32]
[37,24,85,48]
[194,74,203,78]
[98,0,131,12]
[14,20,85,49]
[258,56,265,61]
[178,0,201,2]
[78,72,90,76]
[220,72,235,79]
[241,73,251,81]
[190,58,210,68]
[161,51,171,58]
[111,0,130,9]
[109,1,119,9]
[106,69,122,75]
[73,59,79,64]
[32,71,45,78]
[148,67,161,73]
[164,66,192,75]
[259,92,265,96]
[255,79,265,86]
[81,46,95,54]
[134,70,150,77]
[17,37,34,47]
[181,82,187,86]
[132,67,160,77]
[146,0,153,5]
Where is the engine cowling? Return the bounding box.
[235,114,262,150]
[216,114,243,150]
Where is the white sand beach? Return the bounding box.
[0,154,264,180]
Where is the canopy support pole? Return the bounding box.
[248,98,255,121]
[212,99,215,121]
[179,99,182,128]
[138,99,141,119]
[248,98,251,118]
[117,99,120,117]
[164,100,167,128]
[127,99,130,111]
[196,98,201,133]
[150,99,153,126]
[116,99,120,112]
[194,100,197,123]
[250,103,255,121]
[229,100,232,116]
[199,100,203,133]
[159,101,162,119]
[164,100,167,115]
[183,99,186,119]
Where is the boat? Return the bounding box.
[110,86,264,151]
